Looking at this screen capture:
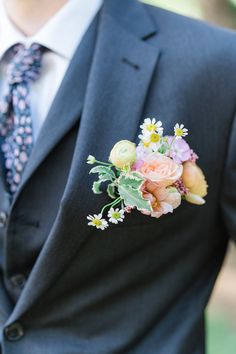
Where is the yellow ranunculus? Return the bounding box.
[109,140,136,169]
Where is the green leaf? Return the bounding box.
[89,166,116,180]
[107,184,117,199]
[98,174,114,182]
[92,181,102,194]
[118,174,152,212]
[119,173,144,189]
[128,171,145,181]
[158,145,168,154]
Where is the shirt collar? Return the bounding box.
[0,0,103,61]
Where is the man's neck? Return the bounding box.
[3,0,69,37]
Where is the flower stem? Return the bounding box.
[95,160,113,167]
[168,136,176,157]
[101,197,122,215]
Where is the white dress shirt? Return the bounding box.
[0,0,103,140]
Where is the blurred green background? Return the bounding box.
[142,1,236,354]
[143,0,202,18]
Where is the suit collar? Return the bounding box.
[103,0,158,40]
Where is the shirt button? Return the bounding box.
[0,211,7,228]
[4,322,24,341]
[10,274,27,289]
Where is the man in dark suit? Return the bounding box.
[0,0,235,353]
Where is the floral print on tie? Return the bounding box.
[0,43,44,195]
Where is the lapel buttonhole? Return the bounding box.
[122,57,140,71]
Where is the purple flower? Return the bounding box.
[132,145,152,171]
[166,136,196,164]
[136,145,152,160]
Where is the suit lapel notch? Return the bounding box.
[103,0,158,40]
[71,5,161,166]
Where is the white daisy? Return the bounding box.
[140,118,163,135]
[174,123,188,139]
[108,208,125,224]
[87,214,108,230]
[138,131,162,152]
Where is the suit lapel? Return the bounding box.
[8,0,162,322]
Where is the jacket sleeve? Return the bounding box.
[221,111,236,243]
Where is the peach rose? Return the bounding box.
[182,162,208,205]
[139,153,183,187]
[142,180,181,218]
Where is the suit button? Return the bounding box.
[0,211,7,228]
[4,323,24,341]
[10,274,26,289]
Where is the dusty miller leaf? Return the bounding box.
[118,174,152,212]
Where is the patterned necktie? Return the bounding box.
[0,43,44,195]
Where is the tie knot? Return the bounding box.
[7,43,45,85]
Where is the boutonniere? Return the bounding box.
[87,118,208,230]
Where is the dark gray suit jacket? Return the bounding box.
[0,0,236,353]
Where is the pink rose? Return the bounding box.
[138,153,183,187]
[142,180,181,218]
